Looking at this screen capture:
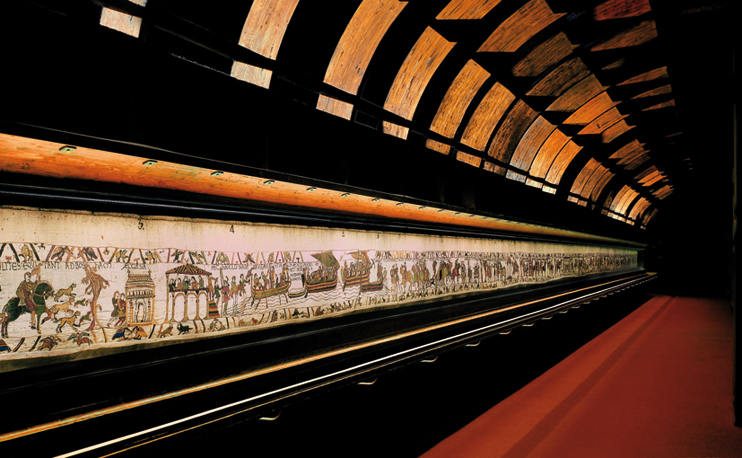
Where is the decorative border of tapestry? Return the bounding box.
[0,207,638,371]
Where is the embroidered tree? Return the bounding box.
[81,263,110,341]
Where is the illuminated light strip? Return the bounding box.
[0,133,643,245]
[4,273,651,452]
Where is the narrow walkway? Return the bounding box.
[422,295,742,457]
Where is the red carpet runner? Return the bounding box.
[422,296,742,457]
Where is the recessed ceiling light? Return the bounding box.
[306,187,316,192]
[263,179,275,185]
[143,160,158,166]
[211,171,224,176]
[341,192,351,197]
[419,206,426,210]
[396,203,404,207]
[59,145,76,153]
[438,209,445,213]
[371,198,380,202]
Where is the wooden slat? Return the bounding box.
[231,61,272,89]
[460,82,515,151]
[545,140,582,185]
[594,0,651,21]
[384,27,456,120]
[578,108,627,135]
[581,165,611,199]
[437,0,503,20]
[616,148,645,165]
[483,163,508,176]
[642,174,665,187]
[616,190,639,216]
[603,58,626,70]
[529,129,571,178]
[570,159,601,196]
[643,100,676,111]
[323,0,408,95]
[512,32,576,77]
[100,0,146,38]
[430,60,491,138]
[526,58,590,97]
[478,0,564,53]
[238,0,301,60]
[563,92,619,125]
[509,116,557,171]
[631,84,672,99]
[506,170,527,182]
[383,121,409,139]
[603,190,617,210]
[591,19,657,51]
[610,185,634,213]
[457,151,483,168]
[590,169,614,201]
[643,208,659,225]
[488,100,539,165]
[316,95,354,120]
[525,178,543,189]
[426,139,452,155]
[609,139,644,160]
[547,75,606,112]
[628,197,651,221]
[624,155,650,170]
[617,66,668,86]
[635,166,659,181]
[601,120,634,143]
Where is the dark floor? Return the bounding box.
[423,294,742,458]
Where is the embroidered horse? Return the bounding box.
[1,281,55,337]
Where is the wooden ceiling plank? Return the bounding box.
[323,0,408,95]
[237,0,301,60]
[430,60,491,138]
[478,0,564,53]
[384,27,456,121]
[461,82,515,151]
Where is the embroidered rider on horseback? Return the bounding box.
[17,270,40,328]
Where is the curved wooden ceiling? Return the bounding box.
[80,0,718,231]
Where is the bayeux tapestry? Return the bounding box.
[0,207,638,371]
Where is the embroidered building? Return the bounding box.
[125,270,156,326]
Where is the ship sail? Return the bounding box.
[311,251,340,271]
